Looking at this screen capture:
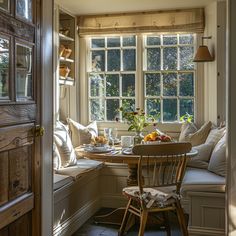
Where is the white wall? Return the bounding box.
[204,1,226,125]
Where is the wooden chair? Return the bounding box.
[118,142,192,236]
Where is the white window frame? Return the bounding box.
[79,34,204,132]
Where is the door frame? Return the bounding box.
[41,0,53,235]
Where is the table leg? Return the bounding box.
[127,163,138,186]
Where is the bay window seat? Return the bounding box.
[181,168,226,236]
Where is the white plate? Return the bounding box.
[122,148,133,155]
[84,146,114,153]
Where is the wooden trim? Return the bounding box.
[0,192,34,229]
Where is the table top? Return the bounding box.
[75,146,198,165]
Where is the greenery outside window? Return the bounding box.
[88,34,195,123]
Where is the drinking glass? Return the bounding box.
[110,128,118,148]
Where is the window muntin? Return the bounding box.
[89,36,137,121]
[144,34,195,122]
[88,34,195,123]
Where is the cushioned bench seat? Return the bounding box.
[182,167,225,195]
[54,174,73,191]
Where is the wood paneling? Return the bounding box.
[0,123,34,153]
[0,104,36,127]
[0,152,8,206]
[0,226,8,236]
[0,14,35,43]
[0,193,33,230]
[8,213,31,236]
[9,147,30,200]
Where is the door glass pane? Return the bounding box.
[16,44,33,100]
[16,0,33,22]
[0,36,10,99]
[0,0,9,11]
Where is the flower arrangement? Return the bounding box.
[118,107,157,133]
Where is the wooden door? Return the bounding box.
[0,0,42,235]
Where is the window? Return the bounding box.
[88,34,195,123]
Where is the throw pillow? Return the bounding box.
[188,121,212,146]
[179,122,197,142]
[54,121,77,168]
[53,142,61,170]
[208,134,226,177]
[205,127,226,147]
[67,118,98,147]
[187,143,214,169]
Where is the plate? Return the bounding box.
[122,148,133,155]
[84,146,114,153]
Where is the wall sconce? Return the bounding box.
[193,36,213,62]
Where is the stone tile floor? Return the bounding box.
[72,208,182,236]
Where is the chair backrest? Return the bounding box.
[132,142,192,195]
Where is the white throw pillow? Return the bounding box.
[179,122,197,142]
[67,118,98,147]
[205,127,226,147]
[54,121,77,168]
[188,121,212,146]
[208,134,226,177]
[187,143,214,169]
[53,142,61,170]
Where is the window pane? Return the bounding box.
[106,74,119,96]
[163,35,177,45]
[107,37,120,47]
[107,99,119,121]
[163,73,177,96]
[90,74,104,97]
[147,36,160,45]
[92,50,105,71]
[123,49,135,71]
[107,50,120,71]
[179,35,194,44]
[90,99,104,121]
[16,44,32,100]
[179,46,194,70]
[146,98,160,117]
[0,37,9,99]
[16,0,32,22]
[92,38,105,48]
[123,36,136,47]
[0,0,9,11]
[180,99,194,117]
[147,48,160,70]
[122,99,135,112]
[179,73,194,96]
[163,47,177,70]
[122,74,135,97]
[163,99,177,121]
[145,73,160,96]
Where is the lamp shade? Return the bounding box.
[193,45,213,62]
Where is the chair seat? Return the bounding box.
[123,186,179,208]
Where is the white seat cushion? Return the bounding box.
[53,174,73,191]
[55,159,103,180]
[123,186,178,208]
[182,168,225,195]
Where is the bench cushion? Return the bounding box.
[53,174,73,191]
[55,159,103,180]
[181,168,225,195]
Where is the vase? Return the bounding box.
[133,131,144,145]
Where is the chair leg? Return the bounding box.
[138,210,148,236]
[175,201,189,236]
[118,198,132,236]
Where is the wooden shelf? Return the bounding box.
[59,57,74,63]
[59,33,74,42]
[59,77,75,86]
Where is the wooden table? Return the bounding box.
[75,146,198,226]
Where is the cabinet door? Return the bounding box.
[0,0,41,235]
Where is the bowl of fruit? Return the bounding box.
[144,129,172,143]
